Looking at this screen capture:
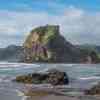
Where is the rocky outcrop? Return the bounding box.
[46,69,69,85]
[80,51,100,64]
[15,69,69,85]
[77,45,100,63]
[85,82,100,95]
[22,25,82,63]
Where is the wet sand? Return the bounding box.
[27,95,79,100]
[0,84,100,100]
[27,95,100,100]
[27,94,100,100]
[0,88,24,100]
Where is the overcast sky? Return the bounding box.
[0,0,100,47]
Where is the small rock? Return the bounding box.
[85,82,100,95]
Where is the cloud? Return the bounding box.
[61,7,100,45]
[0,6,100,47]
[49,6,100,45]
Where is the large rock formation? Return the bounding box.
[22,25,82,63]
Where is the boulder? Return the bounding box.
[15,69,69,85]
[85,82,100,95]
[47,69,69,85]
[16,73,48,84]
[16,75,33,84]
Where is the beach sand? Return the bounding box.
[27,95,79,100]
[27,95,100,100]
[0,89,23,100]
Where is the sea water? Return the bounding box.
[0,62,100,100]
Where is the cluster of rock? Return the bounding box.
[15,69,69,85]
[85,82,100,95]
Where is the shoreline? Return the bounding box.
[0,63,100,100]
[26,94,100,100]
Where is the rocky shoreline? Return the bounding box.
[14,68,100,100]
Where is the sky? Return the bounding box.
[0,0,100,47]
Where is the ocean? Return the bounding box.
[0,62,100,100]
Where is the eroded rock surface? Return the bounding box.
[85,82,100,95]
[15,69,69,85]
[21,25,82,63]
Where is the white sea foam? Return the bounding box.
[79,76,100,80]
[0,62,40,67]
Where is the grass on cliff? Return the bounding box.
[24,25,58,48]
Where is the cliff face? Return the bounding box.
[22,25,82,63]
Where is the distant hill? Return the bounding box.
[0,45,23,62]
[76,45,100,53]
